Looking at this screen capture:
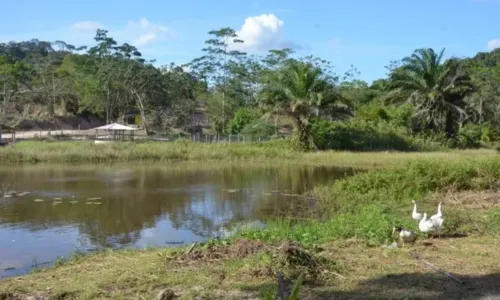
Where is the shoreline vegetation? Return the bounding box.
[0,139,497,167]
[1,144,500,299]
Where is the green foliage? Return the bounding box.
[454,123,483,149]
[240,120,278,138]
[310,119,441,151]
[206,92,237,134]
[385,48,473,137]
[2,31,500,150]
[227,107,260,134]
[259,59,342,150]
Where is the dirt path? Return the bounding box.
[0,130,94,139]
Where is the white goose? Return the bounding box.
[392,226,417,246]
[411,200,423,221]
[419,212,444,238]
[430,202,443,220]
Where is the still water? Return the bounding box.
[0,163,349,278]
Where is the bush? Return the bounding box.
[310,119,439,151]
[240,120,278,138]
[227,108,260,134]
[453,123,482,149]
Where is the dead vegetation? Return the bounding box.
[173,239,265,264]
[171,239,332,282]
[429,189,500,210]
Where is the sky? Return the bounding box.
[0,0,498,83]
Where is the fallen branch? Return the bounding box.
[410,251,464,284]
[186,242,197,254]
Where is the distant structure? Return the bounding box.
[93,123,138,143]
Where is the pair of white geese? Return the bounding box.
[393,200,444,246]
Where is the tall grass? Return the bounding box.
[0,140,496,167]
[0,139,298,164]
[242,156,500,245]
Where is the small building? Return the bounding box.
[93,123,138,143]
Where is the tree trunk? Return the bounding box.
[294,116,311,151]
[50,74,56,118]
[131,89,148,135]
[106,88,110,124]
[3,82,6,114]
[445,111,455,137]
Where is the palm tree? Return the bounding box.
[385,48,473,137]
[258,59,341,150]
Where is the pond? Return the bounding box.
[0,163,350,278]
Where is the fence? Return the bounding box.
[0,129,292,144]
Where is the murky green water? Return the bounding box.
[0,163,350,277]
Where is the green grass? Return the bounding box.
[0,139,299,164]
[0,140,496,169]
[241,156,500,245]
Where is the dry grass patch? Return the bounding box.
[428,190,500,210]
[308,236,500,299]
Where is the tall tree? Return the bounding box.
[188,27,246,133]
[385,48,473,137]
[0,55,29,113]
[259,59,341,150]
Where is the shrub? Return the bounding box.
[227,107,260,134]
[453,123,482,149]
[240,120,278,138]
[311,119,422,151]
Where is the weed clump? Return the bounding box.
[273,240,321,280]
[174,239,265,265]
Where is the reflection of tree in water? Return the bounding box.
[0,165,349,248]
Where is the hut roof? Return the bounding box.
[93,123,137,131]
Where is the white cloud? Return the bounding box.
[134,33,157,46]
[487,39,500,51]
[126,17,170,46]
[71,21,104,32]
[231,14,301,53]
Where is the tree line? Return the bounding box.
[1,27,500,150]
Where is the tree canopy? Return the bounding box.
[1,28,500,150]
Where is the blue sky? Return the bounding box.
[1,0,498,82]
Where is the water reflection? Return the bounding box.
[0,163,350,277]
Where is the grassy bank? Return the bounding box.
[0,140,497,169]
[246,157,500,246]
[2,149,500,299]
[1,236,500,299]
